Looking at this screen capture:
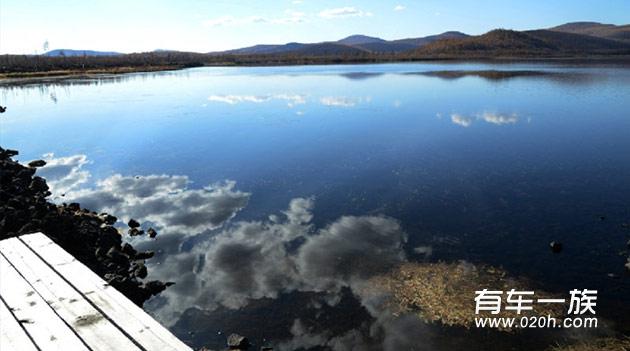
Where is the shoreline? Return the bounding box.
[0,147,171,306]
[2,55,630,85]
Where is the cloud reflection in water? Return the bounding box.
[36,153,429,349]
[450,111,520,127]
[208,94,306,107]
[207,94,370,108]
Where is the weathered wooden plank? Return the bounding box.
[20,233,191,351]
[0,297,39,351]
[0,237,142,351]
[0,253,89,351]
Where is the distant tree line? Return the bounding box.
[0,51,419,74]
[0,52,209,73]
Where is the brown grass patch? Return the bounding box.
[548,337,630,351]
[366,262,564,331]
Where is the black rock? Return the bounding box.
[28,177,49,192]
[144,280,174,295]
[128,228,144,236]
[27,160,47,168]
[121,243,137,257]
[18,222,40,234]
[128,218,140,228]
[1,149,17,158]
[133,263,148,279]
[67,202,81,211]
[227,334,250,350]
[147,227,157,238]
[134,251,155,260]
[107,247,129,265]
[18,168,36,177]
[101,214,117,225]
[550,241,563,253]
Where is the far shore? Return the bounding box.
[2,55,630,85]
[0,65,186,84]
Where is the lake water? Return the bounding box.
[2,62,630,350]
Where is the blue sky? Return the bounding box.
[1,0,629,54]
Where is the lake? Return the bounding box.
[1,62,630,350]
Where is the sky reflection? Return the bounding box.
[3,62,630,350]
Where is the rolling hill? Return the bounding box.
[336,35,386,45]
[393,31,469,47]
[335,35,416,53]
[216,31,471,55]
[293,43,369,55]
[220,42,308,55]
[411,29,630,57]
[216,23,630,58]
[550,22,630,43]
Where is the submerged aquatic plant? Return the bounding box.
[366,262,564,331]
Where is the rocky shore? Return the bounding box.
[0,146,171,306]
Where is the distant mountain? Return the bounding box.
[393,31,469,47]
[221,42,308,55]
[550,22,630,43]
[333,35,418,53]
[44,49,122,57]
[217,31,470,55]
[337,35,386,45]
[218,41,369,56]
[348,32,470,53]
[294,43,368,55]
[411,29,630,57]
[351,41,417,53]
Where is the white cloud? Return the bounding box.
[203,10,306,27]
[73,177,249,235]
[450,113,473,127]
[146,197,407,325]
[208,95,271,104]
[479,112,518,125]
[393,5,406,11]
[292,0,303,4]
[276,93,307,107]
[319,7,372,19]
[36,153,90,195]
[450,112,520,127]
[320,96,358,107]
[208,94,306,107]
[37,154,250,236]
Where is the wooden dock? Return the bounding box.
[0,232,192,351]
